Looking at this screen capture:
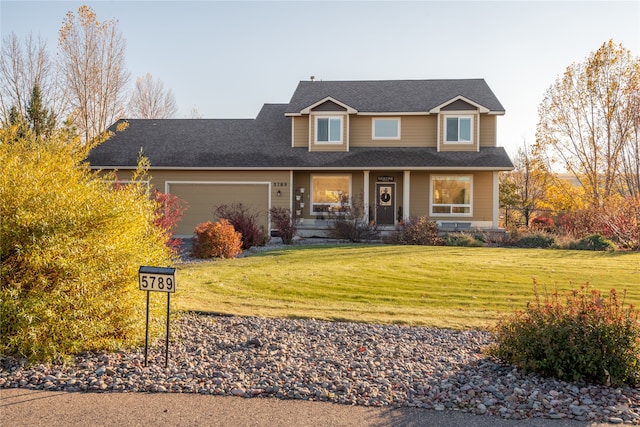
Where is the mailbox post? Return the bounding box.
[139,266,176,368]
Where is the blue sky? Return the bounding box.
[1,1,639,155]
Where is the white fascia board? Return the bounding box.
[429,96,490,114]
[93,166,515,172]
[300,96,357,114]
[357,111,429,116]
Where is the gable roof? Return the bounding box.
[286,79,505,115]
[87,80,513,171]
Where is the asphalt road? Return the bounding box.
[0,388,619,427]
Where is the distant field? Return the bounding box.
[174,245,640,330]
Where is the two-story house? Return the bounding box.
[87,79,514,238]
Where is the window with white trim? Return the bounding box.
[372,118,400,139]
[311,175,351,214]
[445,116,473,143]
[315,116,342,143]
[431,175,472,215]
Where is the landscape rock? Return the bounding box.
[1,314,638,424]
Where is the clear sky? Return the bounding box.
[1,0,639,155]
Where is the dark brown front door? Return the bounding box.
[376,183,395,225]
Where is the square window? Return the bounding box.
[445,116,472,143]
[316,117,342,143]
[311,175,351,213]
[431,175,472,216]
[373,118,400,139]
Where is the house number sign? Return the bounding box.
[139,266,176,292]
[139,266,176,368]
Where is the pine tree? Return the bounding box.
[26,84,56,137]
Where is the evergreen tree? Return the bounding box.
[26,84,56,137]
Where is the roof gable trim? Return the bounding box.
[300,96,357,114]
[429,95,490,114]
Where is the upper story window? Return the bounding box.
[445,116,473,143]
[372,118,400,140]
[316,116,343,143]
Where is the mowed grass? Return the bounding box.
[174,245,640,330]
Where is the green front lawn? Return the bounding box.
[175,245,640,330]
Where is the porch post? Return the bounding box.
[363,170,370,223]
[492,171,499,229]
[403,170,410,221]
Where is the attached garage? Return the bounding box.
[167,181,271,237]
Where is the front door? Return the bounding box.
[376,183,395,225]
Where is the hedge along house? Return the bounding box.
[87,79,514,238]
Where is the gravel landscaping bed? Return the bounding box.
[1,314,638,424]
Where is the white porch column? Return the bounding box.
[363,170,370,222]
[403,170,410,221]
[492,171,499,229]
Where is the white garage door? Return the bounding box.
[167,182,270,237]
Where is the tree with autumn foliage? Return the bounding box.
[58,6,130,143]
[511,141,549,226]
[535,39,640,208]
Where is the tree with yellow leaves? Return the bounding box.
[535,40,640,208]
[58,6,130,143]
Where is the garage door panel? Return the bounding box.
[169,183,269,236]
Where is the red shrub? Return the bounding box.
[192,219,242,259]
[153,190,188,254]
[530,216,555,233]
[214,203,267,250]
[557,197,640,249]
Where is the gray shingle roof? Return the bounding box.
[87,80,513,170]
[286,79,505,114]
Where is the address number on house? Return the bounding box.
[139,266,176,293]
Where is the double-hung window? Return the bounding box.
[372,118,400,140]
[445,116,473,143]
[431,175,472,215]
[316,116,342,143]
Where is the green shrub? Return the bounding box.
[385,217,443,246]
[0,126,173,363]
[443,233,484,247]
[214,203,267,250]
[569,234,616,251]
[269,207,297,244]
[489,282,640,386]
[192,219,243,259]
[514,233,555,248]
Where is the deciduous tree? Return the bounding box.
[535,40,640,208]
[58,6,130,143]
[128,73,178,119]
[0,32,66,127]
[502,141,549,227]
